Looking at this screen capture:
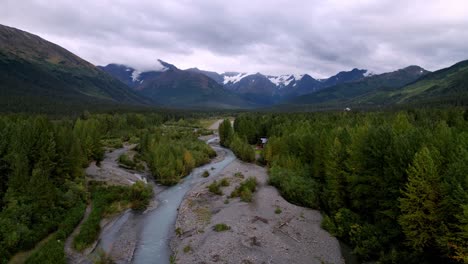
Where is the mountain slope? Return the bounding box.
[101,62,255,109]
[387,60,468,106]
[186,68,224,83]
[289,65,429,108]
[0,24,147,113]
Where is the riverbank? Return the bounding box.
[65,129,234,263]
[171,159,345,263]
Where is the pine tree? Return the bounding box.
[218,119,233,147]
[398,146,441,252]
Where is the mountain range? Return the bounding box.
[185,68,369,105]
[1,23,467,113]
[98,62,253,109]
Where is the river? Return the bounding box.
[95,137,235,264]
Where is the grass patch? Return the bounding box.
[213,223,231,232]
[170,254,177,264]
[224,199,229,204]
[208,181,223,195]
[202,170,210,178]
[183,245,192,253]
[175,227,183,236]
[219,178,230,187]
[230,177,257,202]
[275,207,282,214]
[234,172,244,179]
[194,207,212,224]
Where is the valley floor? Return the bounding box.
[171,145,344,264]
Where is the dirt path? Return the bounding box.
[171,159,344,264]
[64,205,93,264]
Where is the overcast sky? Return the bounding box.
[2,0,468,78]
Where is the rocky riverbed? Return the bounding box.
[170,159,345,264]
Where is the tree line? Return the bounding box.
[219,119,255,162]
[233,109,468,263]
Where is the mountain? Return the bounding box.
[0,24,147,113]
[186,68,224,83]
[320,68,368,87]
[190,68,368,105]
[287,65,430,109]
[98,60,169,88]
[101,62,254,109]
[360,60,468,107]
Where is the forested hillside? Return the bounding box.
[233,109,468,263]
[0,24,148,114]
[0,112,218,263]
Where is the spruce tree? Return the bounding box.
[398,146,441,252]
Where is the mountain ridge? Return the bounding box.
[0,24,149,113]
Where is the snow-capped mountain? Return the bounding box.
[186,68,370,105]
[98,59,173,88]
[99,60,255,108]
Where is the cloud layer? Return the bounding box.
[2,0,468,78]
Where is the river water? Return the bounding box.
[131,141,235,264]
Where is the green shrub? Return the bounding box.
[275,207,282,214]
[213,223,231,232]
[234,172,244,178]
[231,177,257,202]
[268,165,319,208]
[129,181,153,210]
[208,181,222,195]
[240,189,253,202]
[118,153,136,168]
[219,178,230,187]
[202,170,210,178]
[183,245,192,253]
[230,134,255,162]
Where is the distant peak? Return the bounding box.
[401,65,428,75]
[157,59,177,70]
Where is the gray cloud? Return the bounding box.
[1,0,468,78]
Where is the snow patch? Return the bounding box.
[293,74,304,80]
[131,70,141,82]
[268,74,301,87]
[154,60,169,72]
[222,73,250,85]
[364,70,375,77]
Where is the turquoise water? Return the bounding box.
[132,144,235,264]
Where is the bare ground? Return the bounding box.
[171,159,344,264]
[85,144,149,186]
